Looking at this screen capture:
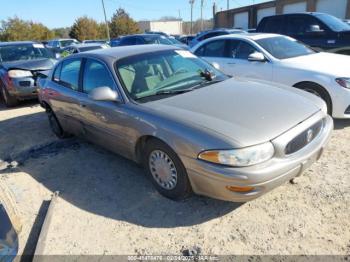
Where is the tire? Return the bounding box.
[143,139,192,201]
[46,108,70,139]
[295,82,332,115]
[1,85,18,107]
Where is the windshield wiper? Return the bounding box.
[134,89,193,101]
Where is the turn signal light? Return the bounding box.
[226,186,254,193]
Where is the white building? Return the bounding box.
[138,20,183,35]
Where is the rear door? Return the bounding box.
[77,58,130,155]
[48,58,84,135]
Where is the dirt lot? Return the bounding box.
[0,101,349,256]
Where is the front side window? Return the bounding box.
[235,41,258,60]
[256,36,315,59]
[83,59,115,94]
[286,16,324,35]
[116,50,228,101]
[59,59,81,90]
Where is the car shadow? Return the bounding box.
[0,99,39,111]
[0,111,240,228]
[333,118,350,130]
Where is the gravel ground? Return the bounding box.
[0,102,349,256]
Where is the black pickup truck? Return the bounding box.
[256,12,350,55]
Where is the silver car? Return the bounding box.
[38,45,333,202]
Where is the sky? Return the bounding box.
[0,0,270,29]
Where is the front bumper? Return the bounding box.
[330,82,350,119]
[184,113,333,202]
[7,77,39,100]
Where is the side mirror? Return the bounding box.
[89,86,120,102]
[211,62,220,70]
[248,52,266,62]
[55,53,61,59]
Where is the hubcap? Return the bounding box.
[149,150,178,190]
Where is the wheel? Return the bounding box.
[295,82,332,115]
[1,86,18,107]
[143,139,192,201]
[46,109,70,139]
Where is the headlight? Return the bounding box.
[8,70,33,78]
[198,142,274,167]
[335,78,350,89]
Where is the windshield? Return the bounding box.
[60,40,78,47]
[256,36,315,59]
[116,50,227,102]
[315,13,350,32]
[0,43,54,62]
[144,36,173,45]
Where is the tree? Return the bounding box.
[69,16,100,41]
[109,8,140,38]
[0,17,54,41]
[53,27,71,38]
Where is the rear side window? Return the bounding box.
[260,17,284,33]
[59,59,81,91]
[195,40,227,58]
[83,59,115,94]
[120,37,137,45]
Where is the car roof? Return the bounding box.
[262,12,327,19]
[73,43,105,48]
[123,34,163,38]
[70,44,178,61]
[205,33,282,41]
[0,41,38,46]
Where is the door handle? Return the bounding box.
[226,62,235,65]
[79,103,86,108]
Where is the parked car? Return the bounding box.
[46,38,80,53]
[179,35,195,45]
[191,33,350,118]
[38,45,332,202]
[0,204,18,262]
[256,12,350,55]
[82,40,108,44]
[189,28,246,48]
[61,43,110,57]
[116,34,188,49]
[0,41,57,107]
[145,31,169,37]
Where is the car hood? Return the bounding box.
[282,52,350,76]
[1,58,57,71]
[144,78,320,147]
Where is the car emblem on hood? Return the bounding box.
[306,129,314,143]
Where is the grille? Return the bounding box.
[285,119,324,155]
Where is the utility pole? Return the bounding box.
[227,0,229,10]
[101,0,110,41]
[200,0,204,31]
[189,0,195,35]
